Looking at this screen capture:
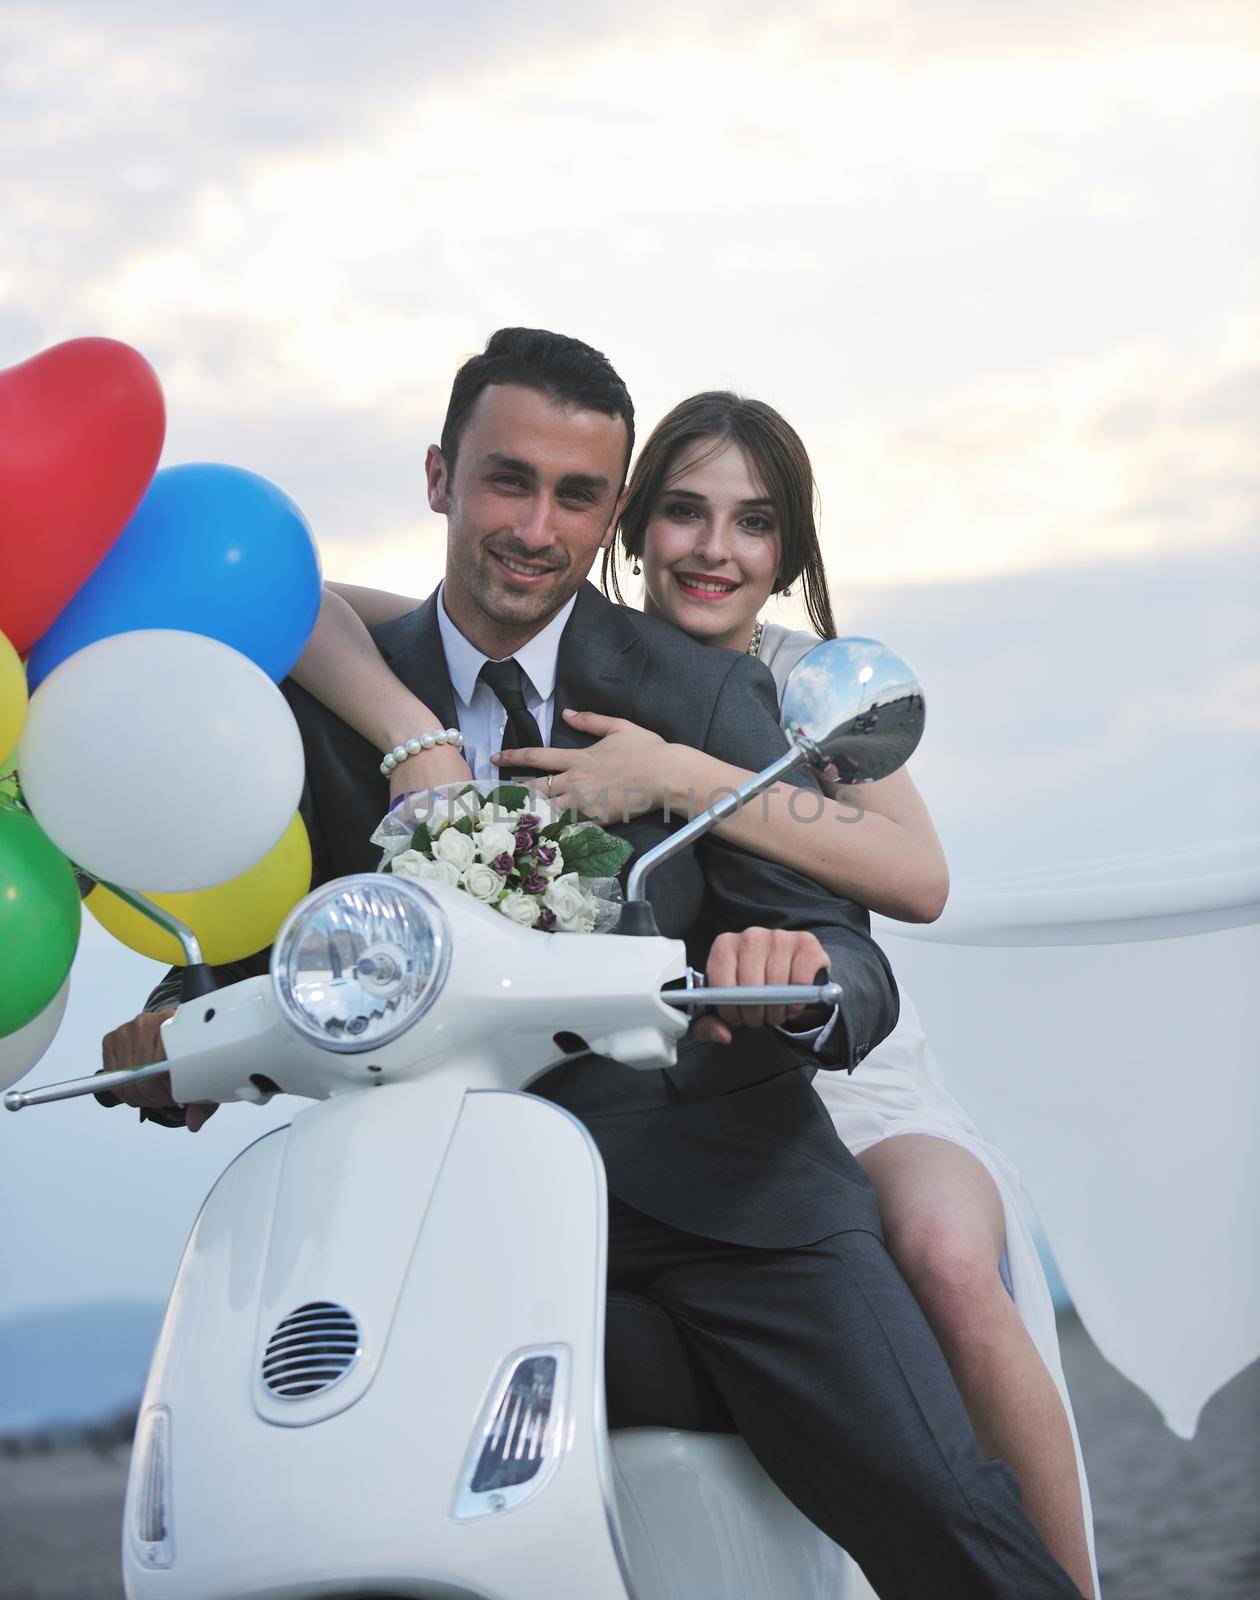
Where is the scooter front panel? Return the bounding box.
[124,1089,638,1600]
[250,1074,468,1427]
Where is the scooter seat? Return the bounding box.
[605,1290,736,1433]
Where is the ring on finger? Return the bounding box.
[545,774,554,797]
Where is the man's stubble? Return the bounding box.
[443,489,601,652]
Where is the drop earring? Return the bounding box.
[781,583,792,597]
[632,558,642,575]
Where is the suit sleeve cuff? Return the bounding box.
[776,1003,842,1057]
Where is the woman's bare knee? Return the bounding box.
[896,1224,1009,1337]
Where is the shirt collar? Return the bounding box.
[436,582,578,707]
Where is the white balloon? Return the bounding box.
[0,974,70,1091]
[19,630,305,892]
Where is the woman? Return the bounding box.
[293,392,1098,1598]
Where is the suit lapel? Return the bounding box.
[371,590,460,733]
[552,582,646,751]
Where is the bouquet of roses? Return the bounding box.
[371,782,633,933]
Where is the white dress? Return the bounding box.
[759,622,1099,1591]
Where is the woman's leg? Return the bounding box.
[858,1133,1096,1600]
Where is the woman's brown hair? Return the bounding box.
[600,391,836,640]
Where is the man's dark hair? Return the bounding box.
[440,327,635,478]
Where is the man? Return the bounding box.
[103,329,1083,1597]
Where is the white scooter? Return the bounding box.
[6,639,922,1600]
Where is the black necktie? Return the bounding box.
[478,658,545,778]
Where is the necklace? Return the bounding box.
[747,619,764,658]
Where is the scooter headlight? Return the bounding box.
[270,874,451,1053]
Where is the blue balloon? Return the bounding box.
[28,463,323,687]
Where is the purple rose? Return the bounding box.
[514,828,536,853]
[535,842,557,866]
[521,871,548,895]
[536,908,557,932]
[492,851,514,875]
[519,813,542,830]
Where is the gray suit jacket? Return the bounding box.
[151,583,898,1246]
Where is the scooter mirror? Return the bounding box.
[620,634,926,928]
[780,636,925,784]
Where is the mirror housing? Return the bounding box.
[780,636,924,784]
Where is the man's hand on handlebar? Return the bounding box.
[691,928,830,1046]
[100,1011,220,1132]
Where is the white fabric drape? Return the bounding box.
[873,835,1260,1438]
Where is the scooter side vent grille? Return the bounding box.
[261,1301,361,1399]
[453,1344,571,1520]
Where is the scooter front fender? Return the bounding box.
[123,1080,637,1600]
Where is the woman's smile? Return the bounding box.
[672,570,744,602]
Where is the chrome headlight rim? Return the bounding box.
[269,872,452,1054]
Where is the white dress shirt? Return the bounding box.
[435,584,577,781]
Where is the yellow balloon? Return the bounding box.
[0,630,27,768]
[86,813,312,966]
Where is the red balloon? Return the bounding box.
[0,338,165,652]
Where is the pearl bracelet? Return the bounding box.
[380,728,465,777]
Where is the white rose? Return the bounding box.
[553,892,601,935]
[498,890,541,927]
[434,827,476,868]
[391,852,461,888]
[478,799,512,828]
[462,862,506,901]
[421,858,462,887]
[387,849,431,883]
[476,823,517,864]
[543,871,586,925]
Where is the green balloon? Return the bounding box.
[0,802,81,1037]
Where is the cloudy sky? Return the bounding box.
[1,3,1257,1322]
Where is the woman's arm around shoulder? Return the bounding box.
[291,584,471,794]
[667,737,949,923]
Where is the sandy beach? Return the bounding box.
[1,1319,1256,1599]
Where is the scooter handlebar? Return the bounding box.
[4,976,844,1113]
[660,976,842,1010]
[4,1059,172,1112]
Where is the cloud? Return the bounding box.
[807,314,1260,583]
[1,0,1255,593]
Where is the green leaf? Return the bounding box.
[558,825,634,879]
[452,815,475,835]
[409,822,433,854]
[484,782,530,812]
